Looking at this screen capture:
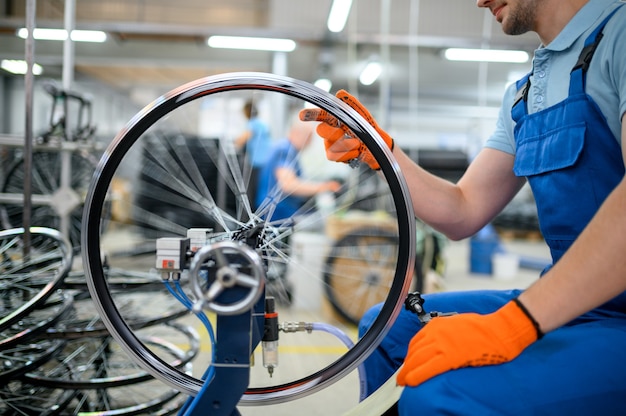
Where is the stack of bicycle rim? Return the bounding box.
[0,227,200,415]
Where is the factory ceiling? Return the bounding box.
[0,0,539,111]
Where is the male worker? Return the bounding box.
[235,99,272,210]
[300,0,626,413]
[256,118,341,222]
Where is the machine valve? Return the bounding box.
[262,297,279,377]
[405,291,457,324]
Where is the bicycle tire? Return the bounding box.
[323,227,422,326]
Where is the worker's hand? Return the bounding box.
[299,90,394,170]
[321,180,342,193]
[397,299,542,387]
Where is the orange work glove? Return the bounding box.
[299,89,394,170]
[397,298,543,387]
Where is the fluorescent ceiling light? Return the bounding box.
[314,78,332,92]
[71,30,107,42]
[327,0,353,33]
[17,28,107,42]
[359,61,382,86]
[1,59,43,75]
[444,48,529,63]
[18,28,66,40]
[208,36,296,52]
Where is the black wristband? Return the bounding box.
[513,297,544,340]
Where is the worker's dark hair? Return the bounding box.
[244,99,258,119]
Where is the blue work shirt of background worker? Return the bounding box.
[235,100,273,211]
[245,117,272,168]
[256,138,304,221]
[255,120,342,222]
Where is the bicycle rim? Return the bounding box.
[82,72,415,405]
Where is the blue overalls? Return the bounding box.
[512,8,626,319]
[359,8,626,414]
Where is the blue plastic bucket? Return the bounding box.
[469,225,501,275]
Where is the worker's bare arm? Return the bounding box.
[394,147,526,240]
[275,166,340,197]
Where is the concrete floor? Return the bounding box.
[236,236,552,416]
[94,229,551,415]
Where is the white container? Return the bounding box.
[286,232,330,311]
[492,252,520,281]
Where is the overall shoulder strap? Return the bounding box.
[570,4,624,94]
[511,73,532,122]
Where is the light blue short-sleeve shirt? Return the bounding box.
[246,117,272,167]
[485,0,626,155]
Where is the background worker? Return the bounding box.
[256,118,341,222]
[300,0,626,413]
[235,99,272,210]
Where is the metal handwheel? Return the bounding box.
[189,241,265,315]
[323,227,422,326]
[82,72,415,407]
